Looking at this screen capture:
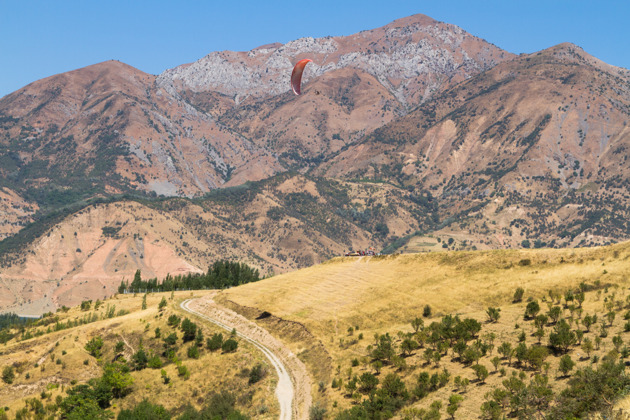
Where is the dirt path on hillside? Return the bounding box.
[180,295,312,420]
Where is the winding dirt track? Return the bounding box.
[180,296,311,420]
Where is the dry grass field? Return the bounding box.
[220,241,630,418]
[2,242,630,418]
[0,291,278,418]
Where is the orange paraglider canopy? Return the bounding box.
[291,59,312,95]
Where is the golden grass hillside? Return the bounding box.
[219,241,630,418]
[0,291,277,419]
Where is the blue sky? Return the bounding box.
[0,0,628,98]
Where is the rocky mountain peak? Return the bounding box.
[157,15,513,107]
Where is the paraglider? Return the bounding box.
[290,59,312,95]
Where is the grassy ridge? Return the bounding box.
[221,242,630,418]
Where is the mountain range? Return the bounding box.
[0,14,629,314]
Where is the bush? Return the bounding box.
[309,403,327,420]
[248,364,266,385]
[177,364,190,379]
[118,399,170,420]
[85,336,104,358]
[207,333,223,351]
[2,366,14,384]
[423,305,432,318]
[148,355,163,369]
[187,345,200,359]
[513,287,525,303]
[221,339,238,353]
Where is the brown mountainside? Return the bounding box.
[321,43,630,248]
[0,60,282,199]
[0,14,511,239]
[0,174,436,315]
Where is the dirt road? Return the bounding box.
[180,296,311,420]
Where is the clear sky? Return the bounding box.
[0,0,628,98]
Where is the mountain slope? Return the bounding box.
[0,174,441,315]
[0,60,282,201]
[320,43,630,248]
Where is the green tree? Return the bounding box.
[491,356,501,372]
[411,317,424,333]
[447,394,464,419]
[581,337,594,358]
[513,287,525,303]
[180,318,197,342]
[549,319,576,353]
[187,345,200,359]
[472,364,489,384]
[101,362,133,398]
[548,306,562,324]
[400,338,418,357]
[525,346,549,371]
[582,314,594,332]
[132,347,149,370]
[552,360,630,418]
[498,342,513,365]
[558,354,575,377]
[524,300,541,319]
[167,315,181,327]
[141,294,147,310]
[158,297,167,311]
[358,372,379,394]
[371,333,396,363]
[248,364,266,385]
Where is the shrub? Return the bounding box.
[187,345,199,359]
[221,338,238,353]
[207,333,223,351]
[118,399,170,420]
[85,336,104,358]
[148,355,163,369]
[248,364,266,385]
[513,287,525,303]
[177,364,190,379]
[2,366,14,384]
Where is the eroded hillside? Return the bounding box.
[0,174,439,314]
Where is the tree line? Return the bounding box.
[117,260,260,294]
